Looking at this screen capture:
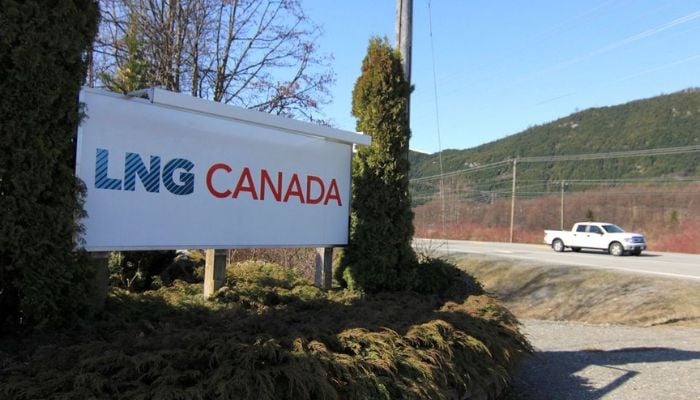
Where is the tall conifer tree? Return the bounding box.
[99,12,151,94]
[0,0,99,327]
[337,37,416,292]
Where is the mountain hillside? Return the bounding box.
[410,89,700,184]
[410,89,700,253]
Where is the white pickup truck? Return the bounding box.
[544,222,646,256]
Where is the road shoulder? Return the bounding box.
[505,320,700,400]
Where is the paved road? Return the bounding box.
[414,238,700,281]
[507,320,700,400]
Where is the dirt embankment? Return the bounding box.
[454,256,700,327]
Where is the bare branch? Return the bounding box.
[94,0,334,120]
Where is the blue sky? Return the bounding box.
[305,0,700,153]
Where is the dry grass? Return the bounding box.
[456,257,700,327]
[414,183,700,254]
[0,261,530,400]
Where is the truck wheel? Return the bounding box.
[552,239,565,252]
[609,242,624,256]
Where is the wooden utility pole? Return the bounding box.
[396,0,413,87]
[509,159,517,243]
[396,0,413,161]
[560,180,565,230]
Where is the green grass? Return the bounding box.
[0,261,531,400]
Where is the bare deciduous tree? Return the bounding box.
[93,0,334,121]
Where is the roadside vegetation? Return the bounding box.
[456,257,700,327]
[415,183,700,254]
[0,259,531,400]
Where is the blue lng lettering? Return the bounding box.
[163,158,195,195]
[94,149,194,195]
[94,148,122,190]
[124,153,160,192]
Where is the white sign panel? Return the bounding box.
[76,88,368,251]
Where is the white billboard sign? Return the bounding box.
[76,88,370,251]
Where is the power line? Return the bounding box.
[519,177,700,183]
[411,1,628,99]
[518,144,700,163]
[413,176,700,195]
[410,144,700,183]
[411,5,700,129]
[426,0,447,245]
[507,9,700,90]
[413,189,700,201]
[409,160,510,182]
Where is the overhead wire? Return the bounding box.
[518,144,700,163]
[411,4,700,127]
[411,0,627,98]
[502,8,700,92]
[413,187,700,201]
[411,144,700,184]
[412,176,700,196]
[410,159,510,182]
[426,0,448,254]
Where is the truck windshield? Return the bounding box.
[602,224,624,233]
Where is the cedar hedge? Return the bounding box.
[0,0,99,329]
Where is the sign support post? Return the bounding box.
[89,252,110,311]
[204,249,228,297]
[314,247,333,290]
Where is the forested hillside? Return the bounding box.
[410,89,700,253]
[410,89,700,184]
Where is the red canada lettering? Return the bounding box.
[306,176,325,204]
[260,169,282,201]
[283,173,305,203]
[324,179,342,206]
[206,163,232,198]
[232,167,258,200]
[206,164,342,207]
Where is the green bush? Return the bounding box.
[410,255,484,296]
[227,260,308,289]
[215,261,324,308]
[337,37,417,293]
[0,0,99,329]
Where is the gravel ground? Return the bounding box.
[505,320,700,400]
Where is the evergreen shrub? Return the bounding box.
[337,37,417,293]
[410,254,484,296]
[0,0,99,328]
